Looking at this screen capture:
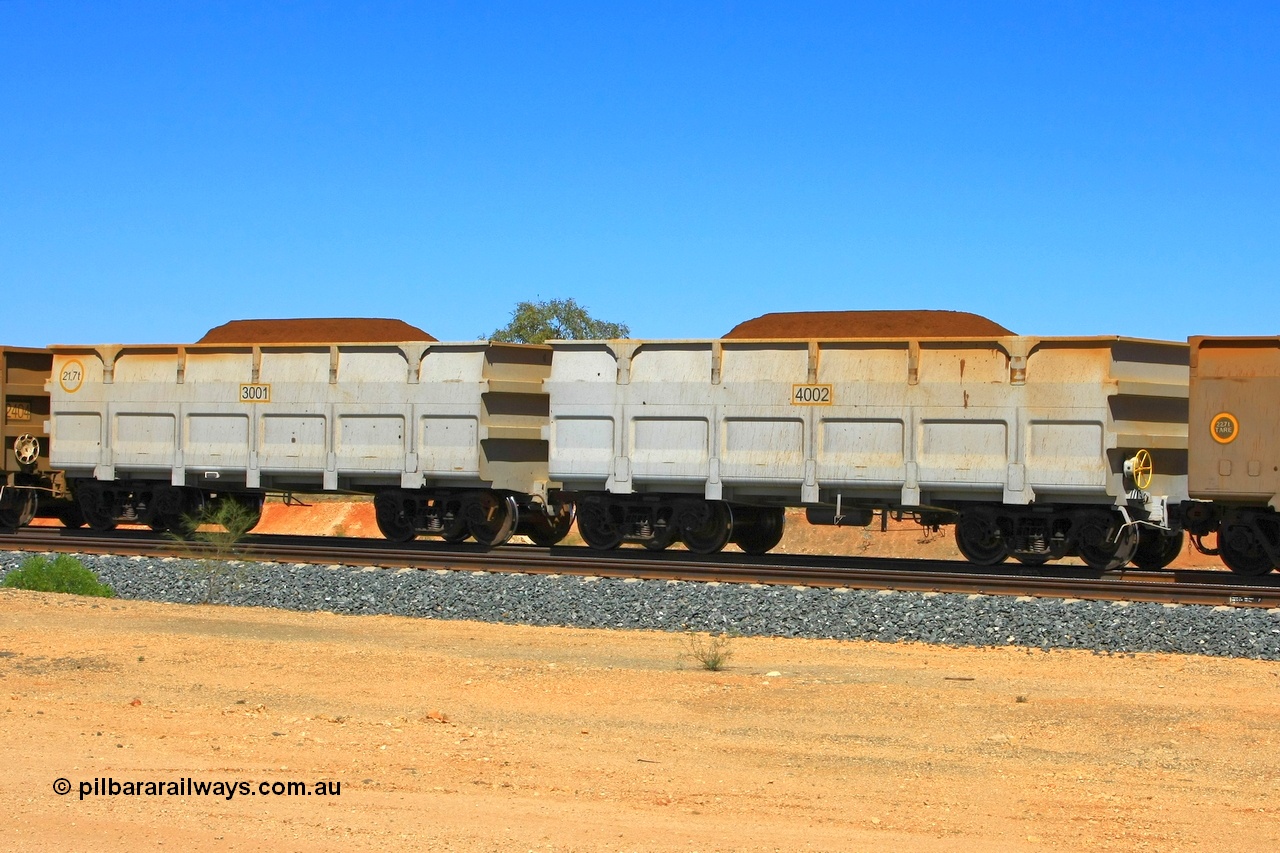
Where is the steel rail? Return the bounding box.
[4,527,1279,609]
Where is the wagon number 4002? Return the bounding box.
[791,384,833,405]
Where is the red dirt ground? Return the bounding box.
[30,499,1221,568]
[246,500,1222,569]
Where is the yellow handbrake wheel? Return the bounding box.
[1129,449,1154,491]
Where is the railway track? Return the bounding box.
[4,527,1279,609]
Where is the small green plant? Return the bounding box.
[681,632,735,671]
[2,555,115,597]
[177,498,260,559]
[173,498,261,603]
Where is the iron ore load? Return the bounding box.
[546,310,1191,569]
[47,319,572,547]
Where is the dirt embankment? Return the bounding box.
[241,500,1222,569]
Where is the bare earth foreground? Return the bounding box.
[3,586,1280,853]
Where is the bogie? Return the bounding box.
[1217,515,1277,576]
[73,481,215,534]
[952,505,1153,571]
[571,496,785,556]
[373,489,535,549]
[1130,528,1185,571]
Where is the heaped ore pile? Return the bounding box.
[724,310,1014,339]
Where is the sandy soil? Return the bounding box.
[9,500,1254,850]
[3,585,1279,852]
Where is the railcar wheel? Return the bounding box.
[149,487,201,535]
[467,493,519,549]
[374,492,417,543]
[1075,516,1139,571]
[734,507,786,556]
[1130,529,1185,570]
[682,502,733,555]
[431,499,469,542]
[1219,524,1274,576]
[84,512,117,532]
[0,492,36,530]
[526,503,576,547]
[57,504,85,529]
[230,494,265,532]
[643,524,679,551]
[77,486,117,532]
[440,511,470,543]
[954,512,1008,566]
[201,493,263,535]
[577,503,624,550]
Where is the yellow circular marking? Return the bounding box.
[1131,448,1154,490]
[58,359,85,394]
[1211,412,1239,444]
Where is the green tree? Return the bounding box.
[488,298,630,344]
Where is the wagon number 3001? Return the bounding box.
[239,383,272,403]
[791,384,833,405]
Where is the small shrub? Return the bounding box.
[2,555,115,597]
[176,498,260,559]
[172,499,261,603]
[681,632,735,671]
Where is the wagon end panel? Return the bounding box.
[3,348,54,479]
[477,343,554,495]
[1188,336,1280,507]
[1023,338,1188,505]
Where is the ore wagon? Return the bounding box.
[546,311,1189,569]
[1,346,78,528]
[1184,336,1280,574]
[48,319,569,547]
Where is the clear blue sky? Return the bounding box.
[2,2,1276,347]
